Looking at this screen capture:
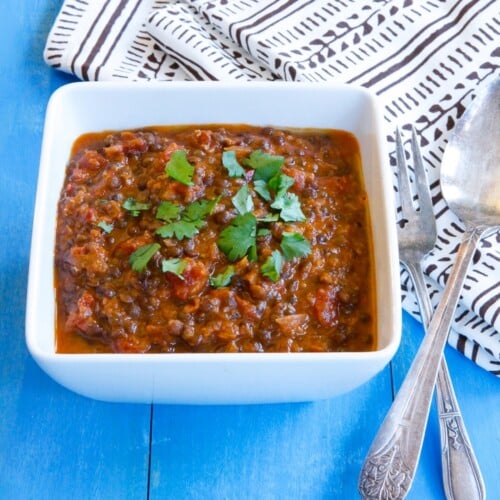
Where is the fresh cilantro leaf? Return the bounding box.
[253,179,272,201]
[155,220,202,240]
[257,228,271,236]
[161,258,187,279]
[268,173,294,198]
[156,201,180,222]
[271,193,306,222]
[253,162,283,182]
[96,221,113,233]
[222,150,245,178]
[217,213,257,261]
[183,197,219,221]
[248,242,258,262]
[129,243,160,272]
[260,250,283,282]
[122,197,151,217]
[257,213,279,223]
[209,265,235,288]
[280,232,311,260]
[232,184,254,215]
[242,150,284,181]
[156,197,219,240]
[165,149,195,185]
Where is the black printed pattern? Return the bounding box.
[44,0,500,374]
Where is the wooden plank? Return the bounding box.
[0,362,151,499]
[0,3,151,498]
[149,367,393,499]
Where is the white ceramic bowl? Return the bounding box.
[26,81,401,404]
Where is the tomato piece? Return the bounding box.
[313,286,339,327]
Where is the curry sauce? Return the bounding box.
[55,125,376,353]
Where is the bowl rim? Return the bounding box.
[26,80,401,363]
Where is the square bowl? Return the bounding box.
[26,81,400,404]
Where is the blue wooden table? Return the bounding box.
[1,3,498,499]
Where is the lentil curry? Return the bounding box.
[55,125,376,353]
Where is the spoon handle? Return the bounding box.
[406,261,485,500]
[358,226,484,499]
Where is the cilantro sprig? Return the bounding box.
[217,213,257,261]
[156,220,203,240]
[161,258,188,279]
[243,150,284,179]
[253,179,272,201]
[260,250,283,282]
[209,265,236,288]
[156,198,219,240]
[96,221,114,233]
[222,150,245,178]
[268,172,294,198]
[184,198,220,221]
[271,192,306,222]
[123,197,151,217]
[232,184,254,215]
[166,150,195,185]
[156,201,181,222]
[129,243,160,271]
[280,232,311,260]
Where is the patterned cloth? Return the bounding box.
[44,0,499,374]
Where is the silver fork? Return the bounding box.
[358,127,485,499]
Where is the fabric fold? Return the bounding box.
[144,3,276,81]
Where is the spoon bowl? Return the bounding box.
[441,78,500,227]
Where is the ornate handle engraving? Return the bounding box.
[359,431,412,499]
[437,365,486,500]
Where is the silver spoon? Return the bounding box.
[359,78,499,499]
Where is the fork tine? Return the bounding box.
[395,127,414,222]
[410,126,434,221]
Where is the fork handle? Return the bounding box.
[358,226,485,499]
[436,362,486,500]
[408,263,485,500]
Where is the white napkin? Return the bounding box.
[44,0,500,374]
